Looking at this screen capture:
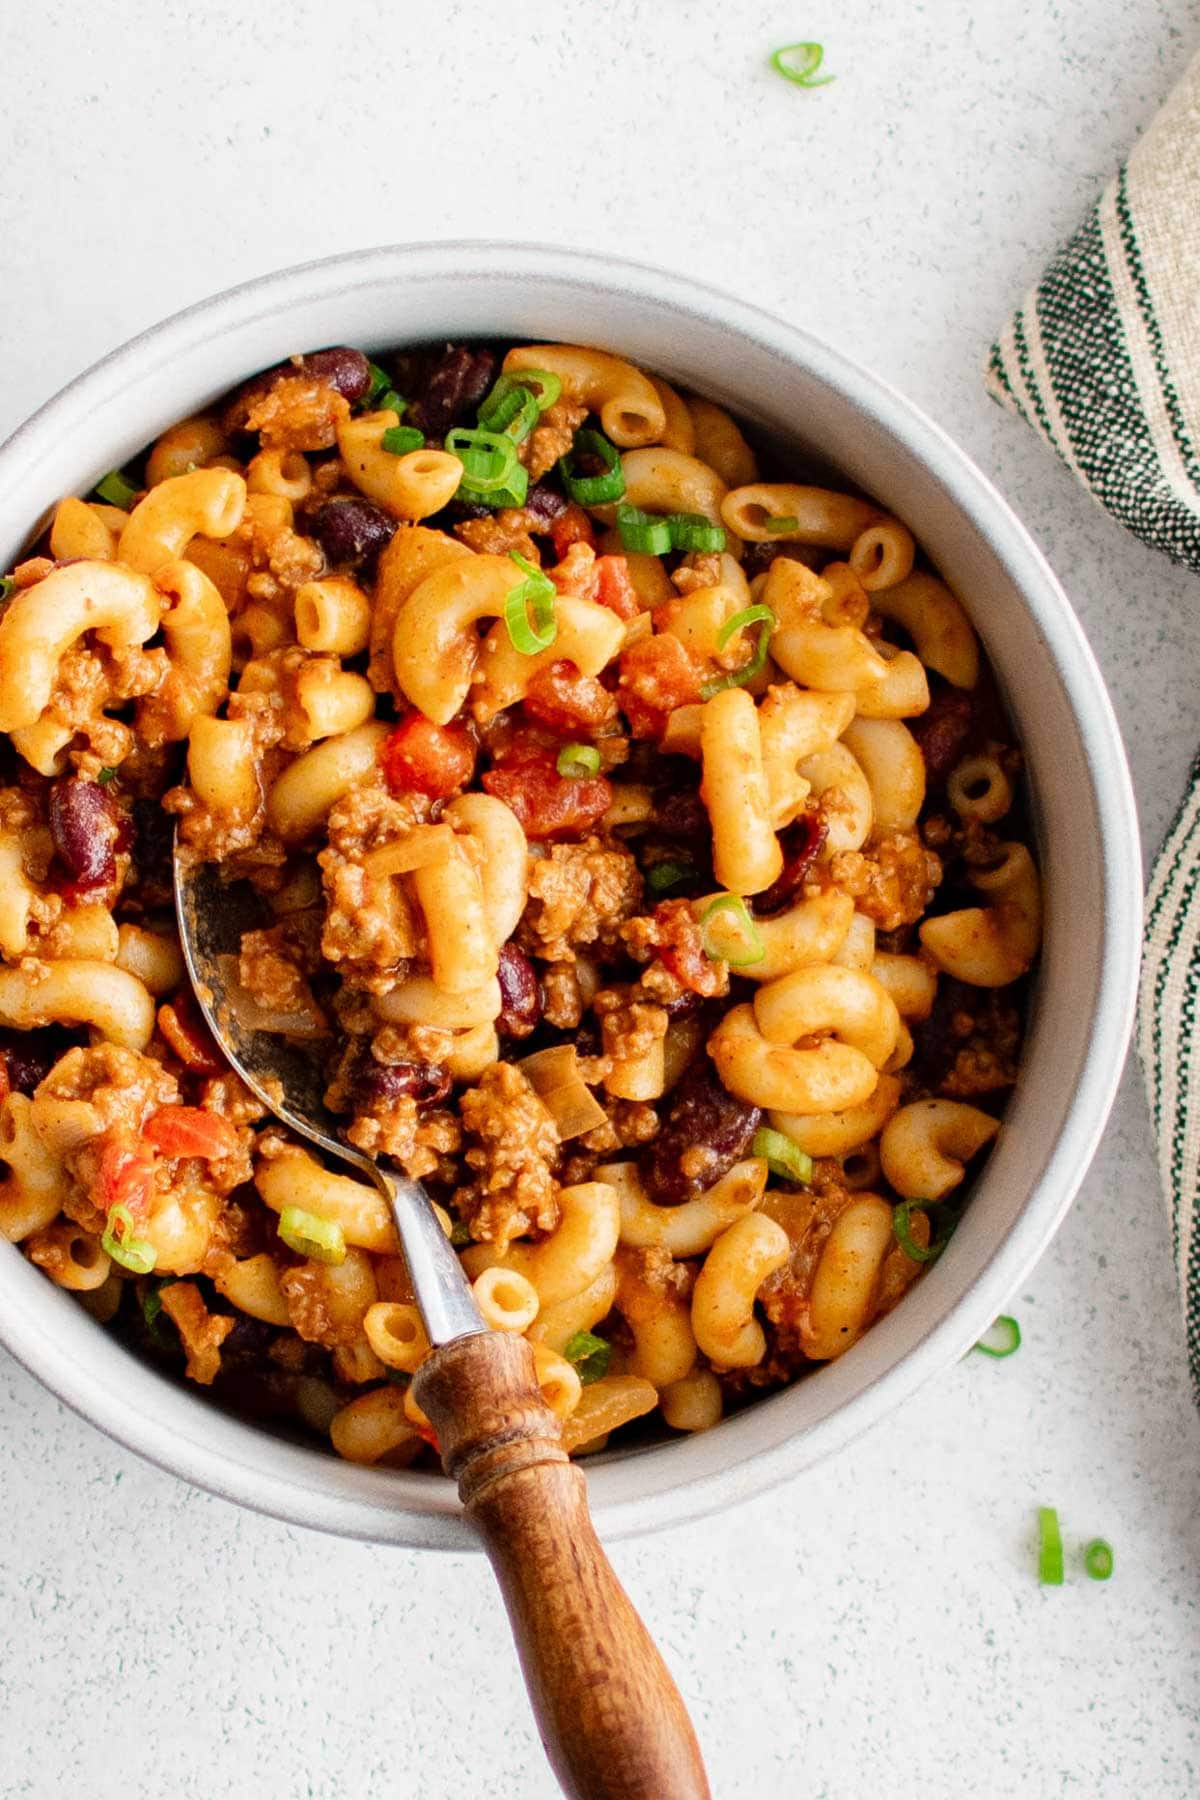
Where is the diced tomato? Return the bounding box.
[550,502,596,560]
[412,1419,441,1455]
[144,1105,238,1162]
[616,634,703,738]
[96,1137,157,1221]
[483,742,612,840]
[158,990,225,1076]
[523,660,618,736]
[380,714,475,799]
[593,555,641,622]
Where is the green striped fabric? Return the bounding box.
[990,51,1200,1396]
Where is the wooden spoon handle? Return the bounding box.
[413,1332,710,1800]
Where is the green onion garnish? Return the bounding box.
[449,1219,472,1248]
[669,512,726,553]
[503,552,557,655]
[0,576,15,603]
[556,744,602,780]
[478,378,544,444]
[1038,1506,1064,1585]
[1084,1538,1114,1582]
[701,604,776,699]
[96,767,119,785]
[464,468,530,509]
[486,369,562,415]
[560,429,626,506]
[381,425,425,455]
[699,894,765,967]
[646,859,696,897]
[365,360,392,404]
[616,504,674,556]
[974,1315,1021,1358]
[769,42,836,88]
[142,1276,180,1347]
[94,470,139,510]
[752,1127,813,1186]
[892,1198,952,1264]
[446,426,520,496]
[101,1204,157,1275]
[563,1329,612,1385]
[278,1204,347,1266]
[377,389,407,418]
[766,515,800,534]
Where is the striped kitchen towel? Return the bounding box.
[988,49,1200,1398]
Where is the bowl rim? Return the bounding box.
[0,241,1143,1550]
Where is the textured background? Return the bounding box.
[2,3,1200,1795]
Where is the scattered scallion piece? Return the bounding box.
[101,1204,157,1275]
[699,893,765,966]
[449,1219,472,1248]
[0,576,15,603]
[503,551,557,654]
[646,858,696,897]
[364,360,392,405]
[752,1127,813,1186]
[616,504,674,556]
[446,426,520,496]
[96,767,119,785]
[381,425,425,455]
[766,515,800,534]
[95,469,139,510]
[563,1329,612,1385]
[560,429,625,505]
[701,604,776,698]
[1038,1506,1064,1585]
[377,389,407,418]
[669,511,726,553]
[478,381,539,444]
[891,1197,947,1264]
[556,743,602,780]
[769,42,836,88]
[141,1276,180,1347]
[974,1314,1022,1358]
[1084,1538,1114,1582]
[278,1205,347,1266]
[481,369,562,419]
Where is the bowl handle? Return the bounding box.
[413,1331,710,1800]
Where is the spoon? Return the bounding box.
[174,846,710,1800]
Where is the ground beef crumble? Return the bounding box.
[828,831,943,932]
[518,838,642,962]
[457,1062,560,1247]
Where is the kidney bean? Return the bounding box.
[496,944,542,1038]
[48,777,119,891]
[407,346,496,437]
[312,497,396,573]
[641,1063,761,1204]
[755,813,827,916]
[358,1057,452,1108]
[524,482,569,526]
[0,1025,82,1095]
[910,689,973,786]
[130,797,176,906]
[653,786,709,842]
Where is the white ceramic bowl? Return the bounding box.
[0,243,1141,1550]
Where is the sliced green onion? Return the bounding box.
[381,425,425,455]
[94,470,139,510]
[616,504,674,556]
[766,515,800,534]
[560,429,625,506]
[365,360,392,404]
[377,389,407,419]
[101,1204,157,1275]
[646,859,696,897]
[141,1276,180,1347]
[974,1314,1021,1358]
[96,767,119,785]
[563,1328,612,1385]
[484,369,562,416]
[699,894,765,967]
[478,380,542,444]
[446,426,520,496]
[449,1219,472,1248]
[556,743,602,780]
[0,576,15,603]
[669,511,726,553]
[278,1204,346,1266]
[1038,1506,1064,1585]
[770,42,836,88]
[701,604,776,699]
[893,1197,959,1264]
[1084,1538,1114,1582]
[503,551,557,654]
[752,1127,813,1186]
[459,466,530,510]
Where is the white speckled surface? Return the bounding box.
[1,3,1199,1794]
